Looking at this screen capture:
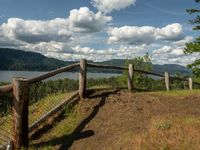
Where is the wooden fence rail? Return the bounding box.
[134,69,164,77]
[87,63,128,70]
[1,58,200,149]
[27,63,80,84]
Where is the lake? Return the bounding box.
[0,71,121,83]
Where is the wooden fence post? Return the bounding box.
[189,78,193,90]
[128,64,133,90]
[12,77,29,149]
[79,59,87,99]
[165,72,170,91]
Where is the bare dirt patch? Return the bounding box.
[31,90,200,150]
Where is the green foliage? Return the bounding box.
[29,78,79,104]
[0,91,12,117]
[156,121,171,130]
[121,53,164,90]
[171,73,188,90]
[184,0,200,77]
[0,82,12,117]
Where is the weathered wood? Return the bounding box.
[189,78,193,90]
[12,77,29,149]
[134,69,164,77]
[193,81,200,86]
[128,64,133,90]
[170,76,188,82]
[165,72,170,91]
[87,63,128,70]
[79,59,87,99]
[29,91,79,132]
[27,63,79,84]
[0,84,13,95]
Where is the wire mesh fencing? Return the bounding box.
[0,91,13,149]
[28,71,79,147]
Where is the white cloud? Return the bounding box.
[92,0,136,14]
[0,7,111,47]
[152,36,197,66]
[70,44,147,61]
[108,26,155,45]
[155,23,184,41]
[1,18,71,44]
[0,7,113,61]
[172,36,193,46]
[108,23,184,45]
[69,7,112,33]
[0,4,196,66]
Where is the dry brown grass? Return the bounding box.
[140,116,200,150]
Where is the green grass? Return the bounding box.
[148,89,200,97]
[29,103,83,150]
[0,91,77,145]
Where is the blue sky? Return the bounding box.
[0,0,199,65]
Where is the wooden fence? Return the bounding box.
[0,59,199,149]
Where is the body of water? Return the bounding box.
[0,71,121,83]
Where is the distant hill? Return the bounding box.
[152,64,192,75]
[96,59,192,75]
[0,48,74,71]
[0,48,192,75]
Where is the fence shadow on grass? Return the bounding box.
[31,90,117,149]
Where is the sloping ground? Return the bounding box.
[30,90,200,150]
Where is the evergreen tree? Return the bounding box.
[184,0,200,77]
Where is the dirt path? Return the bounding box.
[30,90,200,150]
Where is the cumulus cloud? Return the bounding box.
[92,0,136,14]
[0,4,195,65]
[69,7,112,33]
[71,44,148,61]
[108,26,155,45]
[0,7,111,47]
[39,45,120,61]
[155,23,184,41]
[152,36,196,66]
[0,6,114,61]
[108,23,184,45]
[1,18,71,44]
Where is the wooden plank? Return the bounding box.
[12,77,29,149]
[170,76,188,82]
[29,91,79,132]
[87,63,128,70]
[79,59,87,99]
[165,72,170,91]
[0,84,12,95]
[27,63,79,84]
[134,69,164,77]
[128,64,133,90]
[189,78,193,90]
[193,81,200,86]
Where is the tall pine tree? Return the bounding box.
[184,0,200,77]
